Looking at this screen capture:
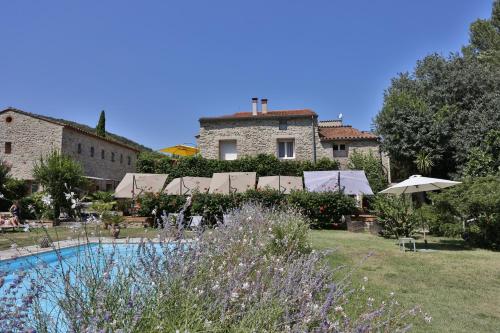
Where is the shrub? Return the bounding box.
[429,176,500,249]
[373,195,420,238]
[33,151,86,221]
[137,190,356,229]
[17,203,427,332]
[287,190,356,229]
[136,153,340,178]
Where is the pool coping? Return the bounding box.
[0,237,164,261]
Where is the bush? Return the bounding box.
[429,176,500,249]
[136,153,340,178]
[373,195,420,238]
[137,189,356,229]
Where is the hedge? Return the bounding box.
[137,189,356,229]
[136,153,340,178]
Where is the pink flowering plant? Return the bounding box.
[1,203,429,332]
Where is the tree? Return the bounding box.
[33,151,85,222]
[374,1,500,179]
[96,110,106,137]
[0,159,10,190]
[347,150,388,193]
[415,152,434,176]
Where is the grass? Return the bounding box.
[2,227,499,332]
[0,226,161,251]
[311,230,500,333]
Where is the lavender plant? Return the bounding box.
[1,203,429,332]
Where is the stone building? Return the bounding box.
[0,108,140,192]
[197,98,390,181]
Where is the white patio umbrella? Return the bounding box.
[379,175,462,246]
[114,173,169,199]
[164,177,211,195]
[379,175,461,194]
[257,176,303,194]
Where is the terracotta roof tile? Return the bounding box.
[318,126,378,141]
[200,109,317,121]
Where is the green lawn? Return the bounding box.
[311,230,500,333]
[0,226,161,251]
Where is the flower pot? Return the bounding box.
[110,225,121,239]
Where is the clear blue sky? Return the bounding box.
[0,0,493,150]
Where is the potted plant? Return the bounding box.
[108,214,125,239]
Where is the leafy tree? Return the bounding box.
[33,151,85,222]
[347,150,388,193]
[374,1,500,179]
[415,152,434,176]
[0,159,10,190]
[96,110,106,137]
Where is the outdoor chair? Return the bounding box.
[398,237,416,252]
[189,215,203,230]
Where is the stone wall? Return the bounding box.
[198,117,316,161]
[61,128,137,182]
[316,139,391,182]
[197,116,391,182]
[0,110,63,180]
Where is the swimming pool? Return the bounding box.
[0,242,169,331]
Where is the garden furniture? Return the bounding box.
[189,215,203,230]
[398,237,416,252]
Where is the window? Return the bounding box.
[5,116,12,123]
[77,143,82,154]
[219,140,237,160]
[111,152,115,162]
[101,150,105,159]
[279,119,288,130]
[4,142,12,154]
[127,156,131,166]
[90,146,95,157]
[278,139,295,159]
[333,143,348,157]
[120,154,123,164]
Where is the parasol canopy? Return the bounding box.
[114,173,169,199]
[303,170,374,195]
[379,175,461,194]
[159,145,199,157]
[257,176,303,194]
[209,172,256,194]
[164,177,211,195]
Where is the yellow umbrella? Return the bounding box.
[159,145,199,157]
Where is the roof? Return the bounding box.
[200,109,317,121]
[1,108,143,152]
[318,125,378,141]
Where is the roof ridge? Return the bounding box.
[1,107,143,152]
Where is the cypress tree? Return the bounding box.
[96,110,106,137]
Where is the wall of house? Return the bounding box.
[61,128,138,182]
[0,110,64,180]
[316,139,391,181]
[198,117,316,161]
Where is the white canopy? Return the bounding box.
[164,177,211,195]
[209,172,256,194]
[114,173,169,199]
[379,175,461,194]
[303,170,374,195]
[257,176,303,194]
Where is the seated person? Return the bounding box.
[9,201,21,227]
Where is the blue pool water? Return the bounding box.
[0,242,168,330]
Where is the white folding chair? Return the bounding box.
[189,215,203,230]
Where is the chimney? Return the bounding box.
[261,98,268,114]
[252,97,258,116]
